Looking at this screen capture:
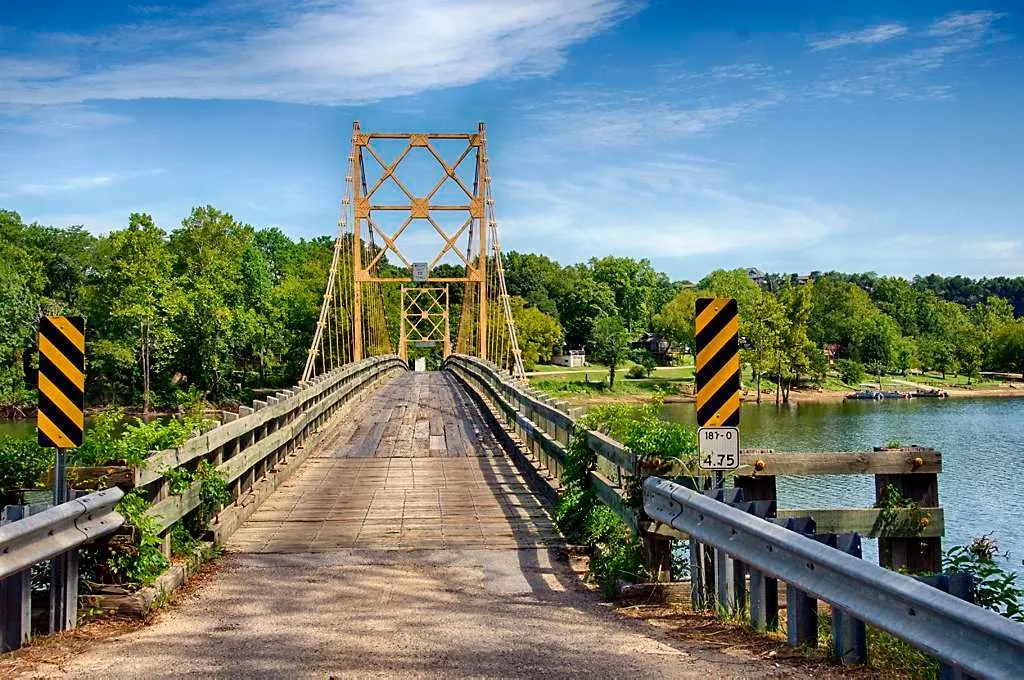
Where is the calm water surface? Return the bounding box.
[661,397,1024,573]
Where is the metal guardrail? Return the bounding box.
[0,488,124,580]
[0,488,125,651]
[643,476,1024,680]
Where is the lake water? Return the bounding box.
[661,397,1024,574]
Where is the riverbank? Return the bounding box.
[554,382,1024,407]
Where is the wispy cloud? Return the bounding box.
[501,156,849,262]
[0,169,163,198]
[812,10,1008,101]
[1,0,640,111]
[808,23,908,51]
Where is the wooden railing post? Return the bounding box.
[875,447,941,573]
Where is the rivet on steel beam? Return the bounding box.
[913,456,924,468]
[754,459,767,472]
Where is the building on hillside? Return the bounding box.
[746,267,767,287]
[631,332,673,363]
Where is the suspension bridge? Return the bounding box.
[2,124,1023,679]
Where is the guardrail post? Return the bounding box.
[641,533,672,583]
[1,504,33,652]
[786,585,817,648]
[875,448,940,573]
[49,549,78,633]
[829,534,867,664]
[912,573,975,680]
[748,568,778,631]
[0,566,31,651]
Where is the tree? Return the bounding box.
[502,251,562,317]
[588,316,630,388]
[698,269,761,320]
[652,288,701,357]
[557,267,618,347]
[744,292,786,403]
[590,256,658,332]
[992,321,1024,380]
[509,297,563,370]
[808,275,881,354]
[858,314,902,383]
[90,213,179,412]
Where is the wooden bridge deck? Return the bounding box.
[229,372,559,552]
[38,371,800,679]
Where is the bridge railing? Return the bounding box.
[0,488,124,650]
[644,476,1024,680]
[445,354,943,565]
[133,355,407,550]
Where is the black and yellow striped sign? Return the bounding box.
[695,298,740,427]
[37,316,85,449]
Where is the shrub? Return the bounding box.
[837,358,865,385]
[0,436,51,504]
[109,491,169,587]
[625,364,646,379]
[945,535,1024,622]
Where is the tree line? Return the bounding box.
[1,207,337,413]
[2,206,1023,412]
[499,254,1024,396]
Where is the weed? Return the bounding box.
[109,491,169,587]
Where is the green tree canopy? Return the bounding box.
[588,315,630,388]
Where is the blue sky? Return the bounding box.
[1,1,1022,280]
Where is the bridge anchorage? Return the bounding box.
[302,122,526,382]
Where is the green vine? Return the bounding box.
[109,491,169,587]
[872,484,930,538]
[195,461,231,527]
[163,466,194,495]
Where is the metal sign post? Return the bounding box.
[37,315,85,633]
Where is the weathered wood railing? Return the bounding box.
[46,357,405,593]
[444,354,944,574]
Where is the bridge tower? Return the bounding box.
[301,122,525,382]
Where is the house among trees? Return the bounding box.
[632,332,673,363]
[824,343,842,365]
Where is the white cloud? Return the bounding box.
[0,169,164,198]
[499,157,849,263]
[813,10,1007,101]
[808,23,908,51]
[1,0,640,108]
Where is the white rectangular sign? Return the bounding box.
[697,426,740,470]
[412,262,428,282]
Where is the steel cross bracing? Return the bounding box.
[400,285,450,360]
[301,122,525,383]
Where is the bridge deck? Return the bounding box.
[39,371,799,679]
[229,372,559,552]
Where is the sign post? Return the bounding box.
[694,298,740,487]
[37,315,85,633]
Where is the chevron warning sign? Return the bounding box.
[37,316,85,449]
[695,298,740,427]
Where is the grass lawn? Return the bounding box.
[529,362,695,398]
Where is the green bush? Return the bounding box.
[625,364,646,379]
[945,535,1024,622]
[109,491,169,587]
[836,358,866,385]
[70,411,214,467]
[554,404,700,595]
[0,436,51,504]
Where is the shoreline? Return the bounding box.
[559,384,1024,407]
